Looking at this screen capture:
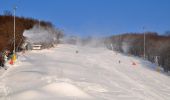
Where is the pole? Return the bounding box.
[38,19,40,31]
[13,6,17,53]
[13,6,17,63]
[143,27,146,59]
[14,7,16,53]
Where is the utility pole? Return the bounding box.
[38,19,40,33]
[143,27,146,59]
[11,5,17,64]
[13,6,17,53]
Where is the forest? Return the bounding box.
[105,32,170,72]
[0,15,63,52]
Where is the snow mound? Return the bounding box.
[42,82,91,98]
[12,82,91,100]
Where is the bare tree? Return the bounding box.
[3,10,12,16]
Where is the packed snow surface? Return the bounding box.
[0,44,170,100]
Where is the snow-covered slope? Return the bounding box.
[0,44,170,100]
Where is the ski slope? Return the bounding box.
[0,44,170,100]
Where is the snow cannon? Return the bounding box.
[9,59,14,65]
[12,53,17,62]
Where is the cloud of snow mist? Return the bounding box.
[81,37,105,48]
[62,35,106,48]
[122,42,130,54]
[104,35,134,53]
[23,25,59,44]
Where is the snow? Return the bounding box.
[0,44,170,100]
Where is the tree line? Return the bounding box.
[0,15,63,52]
[104,32,170,72]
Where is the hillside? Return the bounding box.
[0,15,54,52]
[105,33,170,72]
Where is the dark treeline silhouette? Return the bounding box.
[105,32,170,72]
[0,15,60,52]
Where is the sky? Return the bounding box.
[0,0,170,37]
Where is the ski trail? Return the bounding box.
[0,44,170,100]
